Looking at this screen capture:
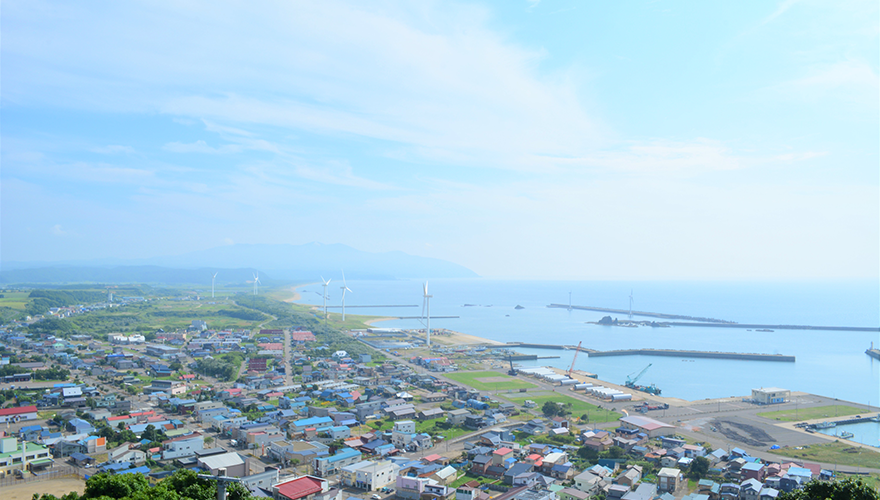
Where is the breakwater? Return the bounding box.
[588,348,795,362]
[504,342,793,362]
[665,322,879,332]
[547,303,734,323]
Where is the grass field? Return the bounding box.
[768,441,880,469]
[505,392,622,423]
[0,291,31,310]
[757,405,865,422]
[445,371,537,391]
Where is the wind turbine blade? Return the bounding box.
[341,269,346,285]
[346,287,353,293]
[423,282,428,296]
[321,276,325,283]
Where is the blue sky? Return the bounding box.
[1,0,877,279]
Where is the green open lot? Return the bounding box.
[757,405,865,422]
[445,371,537,391]
[0,291,32,310]
[768,441,880,469]
[505,392,622,423]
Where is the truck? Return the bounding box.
[635,402,669,413]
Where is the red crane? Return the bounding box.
[567,341,583,377]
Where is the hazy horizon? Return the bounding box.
[2,1,878,281]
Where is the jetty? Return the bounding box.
[587,348,795,362]
[867,349,880,360]
[548,303,879,332]
[547,303,734,323]
[504,342,793,362]
[665,322,879,332]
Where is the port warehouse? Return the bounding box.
[752,387,790,405]
[517,367,633,402]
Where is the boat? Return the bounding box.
[815,421,836,429]
[838,431,854,439]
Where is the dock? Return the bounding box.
[505,342,794,362]
[867,349,880,360]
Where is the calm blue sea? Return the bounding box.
[296,279,880,407]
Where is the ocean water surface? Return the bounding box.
[295,279,880,406]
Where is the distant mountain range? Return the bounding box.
[0,243,478,284]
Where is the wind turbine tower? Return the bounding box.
[423,282,432,347]
[340,270,352,321]
[321,276,331,321]
[628,290,634,320]
[212,272,218,298]
[253,273,261,296]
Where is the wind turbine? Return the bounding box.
[321,276,331,321]
[253,272,261,296]
[422,281,432,346]
[212,272,218,298]
[628,289,634,320]
[340,270,352,321]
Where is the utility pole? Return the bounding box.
[198,470,241,500]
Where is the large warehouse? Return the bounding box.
[618,415,676,438]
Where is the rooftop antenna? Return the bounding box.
[422,281,432,347]
[321,276,331,322]
[340,269,352,321]
[628,289,633,320]
[212,272,218,298]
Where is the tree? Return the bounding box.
[203,436,214,448]
[778,478,879,500]
[542,401,559,417]
[688,456,710,480]
[577,446,599,461]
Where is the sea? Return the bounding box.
[295,278,880,423]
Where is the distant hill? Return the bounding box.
[0,243,478,284]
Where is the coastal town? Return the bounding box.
[0,289,878,500]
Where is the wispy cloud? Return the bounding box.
[163,140,242,154]
[761,0,802,25]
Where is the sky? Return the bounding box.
[1,0,878,280]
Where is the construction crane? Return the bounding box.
[625,363,652,385]
[625,363,662,395]
[507,356,517,376]
[567,341,583,377]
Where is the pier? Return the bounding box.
[867,349,880,360]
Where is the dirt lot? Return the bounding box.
[5,477,85,500]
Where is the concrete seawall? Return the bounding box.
[665,322,879,332]
[505,342,794,362]
[587,348,795,362]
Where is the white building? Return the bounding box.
[341,460,400,491]
[752,387,790,405]
[162,433,205,460]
